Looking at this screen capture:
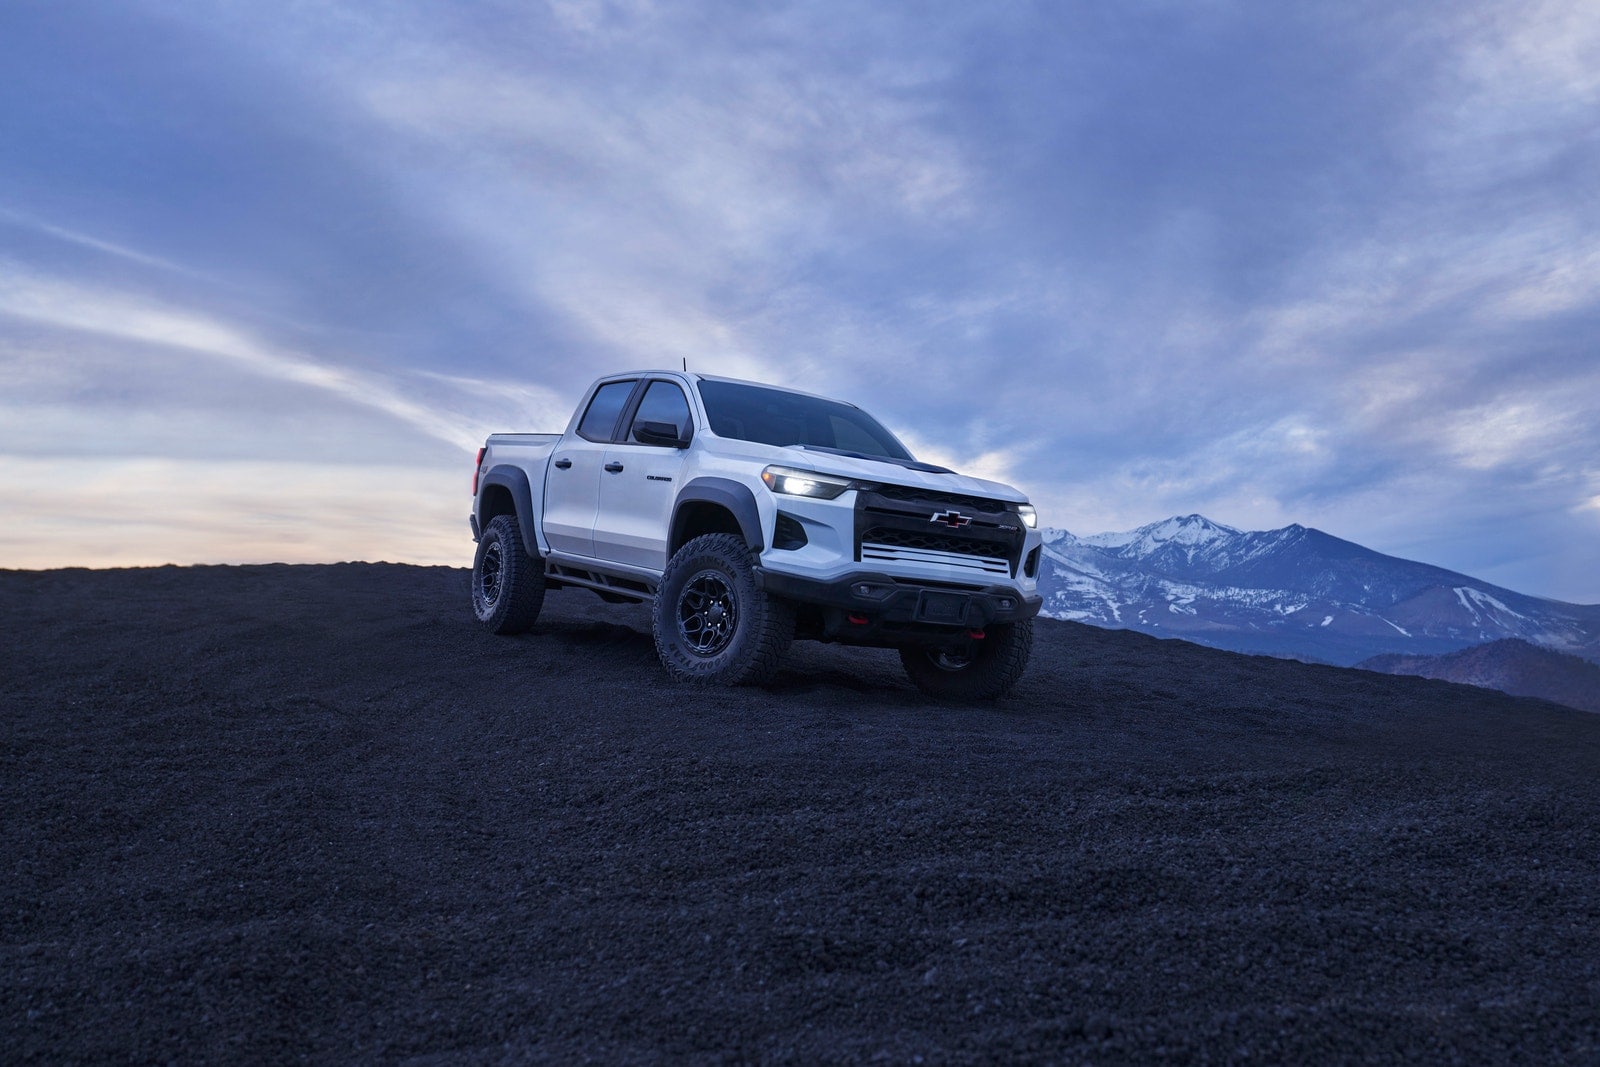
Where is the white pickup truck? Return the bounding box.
[469,371,1044,698]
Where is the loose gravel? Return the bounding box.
[3,563,1598,1064]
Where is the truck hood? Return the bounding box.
[703,435,1029,504]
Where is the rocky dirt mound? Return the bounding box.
[4,564,1599,1063]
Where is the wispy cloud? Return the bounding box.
[0,208,195,276]
[0,266,496,452]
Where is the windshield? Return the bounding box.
[696,380,914,462]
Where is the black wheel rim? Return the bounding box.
[478,541,503,608]
[678,570,738,656]
[928,646,973,672]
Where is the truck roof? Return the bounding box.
[603,369,861,410]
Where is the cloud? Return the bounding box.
[0,265,522,453]
[2,0,1598,601]
[342,12,978,395]
[0,208,195,276]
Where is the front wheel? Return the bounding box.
[899,617,1034,700]
[653,534,793,686]
[471,514,545,634]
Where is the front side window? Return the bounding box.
[576,380,636,441]
[696,380,913,461]
[629,381,693,444]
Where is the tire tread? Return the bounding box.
[898,617,1034,700]
[653,533,793,686]
[473,514,545,635]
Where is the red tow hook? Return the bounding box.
[966,629,986,640]
[847,613,870,626]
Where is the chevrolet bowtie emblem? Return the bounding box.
[930,510,972,528]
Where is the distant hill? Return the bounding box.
[1357,638,1600,714]
[1038,514,1600,667]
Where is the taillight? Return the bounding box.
[472,447,485,495]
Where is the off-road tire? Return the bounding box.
[471,514,545,635]
[899,617,1034,700]
[653,533,794,686]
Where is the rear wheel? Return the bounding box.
[899,617,1033,700]
[653,534,793,685]
[472,514,545,634]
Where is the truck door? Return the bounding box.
[542,378,638,558]
[593,379,695,570]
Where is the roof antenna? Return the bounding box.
[682,357,688,372]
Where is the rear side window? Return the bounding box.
[630,381,693,443]
[576,380,636,441]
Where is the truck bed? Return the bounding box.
[485,432,561,451]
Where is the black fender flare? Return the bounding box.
[478,464,541,557]
[671,477,764,556]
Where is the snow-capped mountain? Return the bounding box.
[1038,514,1600,667]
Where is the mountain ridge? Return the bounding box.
[1358,638,1600,714]
[1037,514,1600,667]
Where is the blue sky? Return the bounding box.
[2,1,1597,603]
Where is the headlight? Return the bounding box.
[1016,504,1037,529]
[761,465,853,500]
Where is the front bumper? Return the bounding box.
[759,567,1042,642]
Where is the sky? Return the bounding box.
[2,1,1597,603]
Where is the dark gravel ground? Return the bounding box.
[3,563,1600,1065]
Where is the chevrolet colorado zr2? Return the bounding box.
[469,371,1044,698]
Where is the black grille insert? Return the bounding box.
[861,527,1010,561]
[870,484,1013,514]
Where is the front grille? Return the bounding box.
[861,527,1009,561]
[854,487,1025,578]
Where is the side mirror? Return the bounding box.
[634,420,690,448]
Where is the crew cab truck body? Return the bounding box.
[470,371,1044,698]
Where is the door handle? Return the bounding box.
[553,458,572,470]
[604,462,625,473]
